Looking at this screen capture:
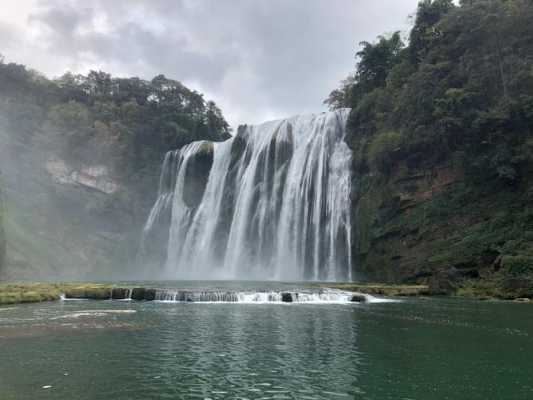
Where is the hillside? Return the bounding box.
[0,61,230,279]
[327,0,533,296]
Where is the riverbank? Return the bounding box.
[316,280,533,302]
[0,283,114,305]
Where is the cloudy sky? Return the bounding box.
[0,0,419,128]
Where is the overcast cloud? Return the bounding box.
[0,0,419,127]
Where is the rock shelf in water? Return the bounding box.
[10,281,530,307]
[0,283,386,305]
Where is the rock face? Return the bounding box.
[350,152,533,294]
[0,123,151,280]
[183,142,214,208]
[46,159,119,194]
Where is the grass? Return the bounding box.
[0,283,113,305]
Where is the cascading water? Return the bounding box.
[141,109,353,281]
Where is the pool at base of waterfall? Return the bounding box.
[1,281,532,400]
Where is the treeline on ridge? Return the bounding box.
[327,0,533,186]
[0,59,230,182]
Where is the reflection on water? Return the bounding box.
[0,301,362,400]
[1,293,533,400]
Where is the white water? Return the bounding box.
[142,110,353,281]
[152,289,381,304]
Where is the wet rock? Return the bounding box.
[131,288,146,301]
[183,142,214,208]
[281,292,293,303]
[172,291,193,302]
[144,289,157,301]
[111,288,130,300]
[350,293,367,303]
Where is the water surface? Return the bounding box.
[1,284,532,399]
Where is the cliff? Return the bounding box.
[331,0,533,296]
[0,63,230,280]
[352,156,533,296]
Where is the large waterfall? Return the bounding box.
[141,109,353,281]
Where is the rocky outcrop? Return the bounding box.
[46,158,119,194]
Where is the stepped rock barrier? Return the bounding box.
[60,286,372,304]
[0,283,448,307]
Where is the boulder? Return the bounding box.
[281,292,293,303]
[350,293,367,303]
[131,288,146,300]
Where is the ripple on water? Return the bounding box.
[2,294,531,400]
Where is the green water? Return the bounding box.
[1,286,532,399]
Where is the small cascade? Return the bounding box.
[58,286,396,304]
[151,288,360,304]
[141,110,353,281]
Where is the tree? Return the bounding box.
[328,0,533,182]
[205,101,231,141]
[409,0,456,64]
[325,32,404,110]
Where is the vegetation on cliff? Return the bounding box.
[0,58,230,178]
[328,0,533,295]
[0,58,230,279]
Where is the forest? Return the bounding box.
[0,59,230,180]
[327,0,533,296]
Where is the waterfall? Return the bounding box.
[141,109,353,281]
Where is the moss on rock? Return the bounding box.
[64,285,111,300]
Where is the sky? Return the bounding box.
[0,0,419,128]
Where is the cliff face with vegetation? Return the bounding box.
[327,0,533,295]
[0,63,229,280]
